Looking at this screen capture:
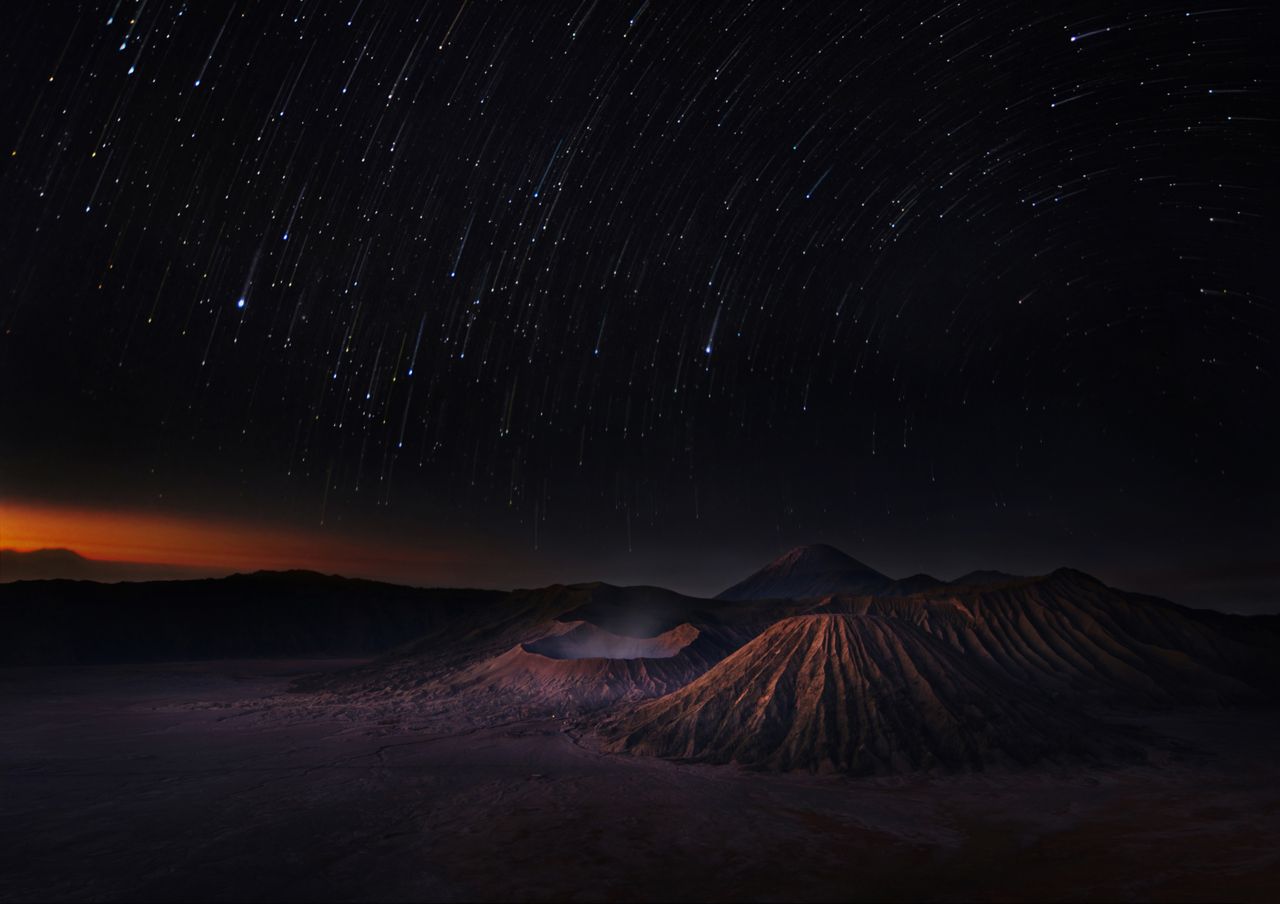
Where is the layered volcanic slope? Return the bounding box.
[717,544,892,601]
[826,569,1278,705]
[608,614,1127,774]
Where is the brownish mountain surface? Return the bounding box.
[606,614,1135,774]
[598,563,1280,774]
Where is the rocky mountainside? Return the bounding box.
[834,569,1275,705]
[607,614,1137,774]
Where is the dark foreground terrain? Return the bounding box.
[3,659,1279,903]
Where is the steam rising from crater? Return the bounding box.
[523,622,699,661]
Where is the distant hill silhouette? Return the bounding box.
[715,545,1011,600]
[1,548,212,583]
[0,570,503,665]
[950,569,1025,586]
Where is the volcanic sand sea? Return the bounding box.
[1,660,1278,902]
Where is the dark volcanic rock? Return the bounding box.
[950,569,1026,587]
[716,544,892,601]
[885,573,948,594]
[608,613,1131,774]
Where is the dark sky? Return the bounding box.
[1,1,1276,610]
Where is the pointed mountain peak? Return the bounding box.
[716,544,890,601]
[770,544,875,571]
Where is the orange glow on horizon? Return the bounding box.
[0,499,454,580]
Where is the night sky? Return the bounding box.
[1,1,1276,608]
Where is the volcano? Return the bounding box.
[299,581,776,710]
[716,544,893,600]
[13,553,1278,780]
[840,568,1273,705]
[446,619,740,707]
[607,613,1131,774]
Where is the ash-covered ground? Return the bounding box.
[3,660,1278,903]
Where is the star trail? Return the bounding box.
[1,1,1276,603]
